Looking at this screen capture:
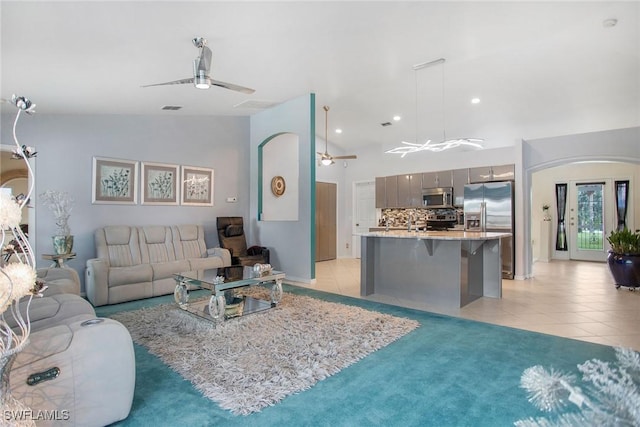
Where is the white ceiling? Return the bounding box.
[1,1,638,154]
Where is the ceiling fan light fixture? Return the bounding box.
[194,75,210,89]
[318,105,357,166]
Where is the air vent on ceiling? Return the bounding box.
[161,105,182,111]
[381,122,392,127]
[233,100,280,110]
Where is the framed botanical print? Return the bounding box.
[92,157,138,204]
[181,166,214,206]
[141,162,179,205]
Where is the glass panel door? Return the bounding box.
[569,182,606,261]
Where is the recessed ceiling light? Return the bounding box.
[393,115,401,121]
[471,98,481,104]
[335,128,342,134]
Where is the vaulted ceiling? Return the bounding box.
[2,1,638,153]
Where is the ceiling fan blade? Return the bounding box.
[141,78,195,88]
[332,155,357,160]
[210,79,255,94]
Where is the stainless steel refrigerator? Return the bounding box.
[464,181,514,279]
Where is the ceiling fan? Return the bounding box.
[318,106,356,166]
[142,37,255,94]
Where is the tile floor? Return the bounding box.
[294,258,640,352]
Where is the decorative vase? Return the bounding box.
[52,235,74,255]
[0,348,34,426]
[607,251,640,289]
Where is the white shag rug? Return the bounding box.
[111,290,419,415]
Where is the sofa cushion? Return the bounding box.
[37,268,81,296]
[151,260,190,280]
[97,226,142,267]
[108,264,153,287]
[172,225,207,259]
[8,294,95,333]
[139,226,178,264]
[188,257,226,271]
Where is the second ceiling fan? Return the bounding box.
[318,106,357,165]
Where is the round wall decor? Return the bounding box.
[271,176,286,197]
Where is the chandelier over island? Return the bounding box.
[385,58,483,157]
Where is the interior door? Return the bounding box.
[353,181,376,258]
[315,182,337,262]
[568,181,608,262]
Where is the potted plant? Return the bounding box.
[606,227,640,289]
[40,189,75,254]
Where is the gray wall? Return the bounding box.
[1,113,250,291]
[250,94,315,283]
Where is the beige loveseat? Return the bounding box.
[85,224,231,306]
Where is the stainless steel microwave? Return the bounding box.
[422,187,453,207]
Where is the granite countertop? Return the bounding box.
[363,230,511,240]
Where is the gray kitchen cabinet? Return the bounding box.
[438,170,453,188]
[397,174,422,207]
[422,170,452,189]
[468,164,515,183]
[468,166,493,183]
[452,168,469,206]
[385,175,399,207]
[397,174,410,207]
[375,177,386,208]
[421,172,438,188]
[409,173,423,206]
[491,164,515,181]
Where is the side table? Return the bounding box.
[42,253,76,268]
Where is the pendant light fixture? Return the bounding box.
[386,58,483,157]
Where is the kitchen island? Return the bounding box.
[360,230,511,308]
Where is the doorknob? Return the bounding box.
[356,223,359,226]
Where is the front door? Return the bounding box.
[568,181,607,262]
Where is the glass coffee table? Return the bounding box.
[173,266,284,322]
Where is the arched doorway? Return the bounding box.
[519,127,640,279]
[1,144,36,258]
[531,161,637,263]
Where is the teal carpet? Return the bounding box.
[96,285,615,427]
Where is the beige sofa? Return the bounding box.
[10,268,135,427]
[85,224,232,306]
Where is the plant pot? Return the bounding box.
[607,251,640,288]
[52,235,74,255]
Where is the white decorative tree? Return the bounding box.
[0,95,47,426]
[516,346,640,426]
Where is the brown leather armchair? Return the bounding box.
[216,217,270,270]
